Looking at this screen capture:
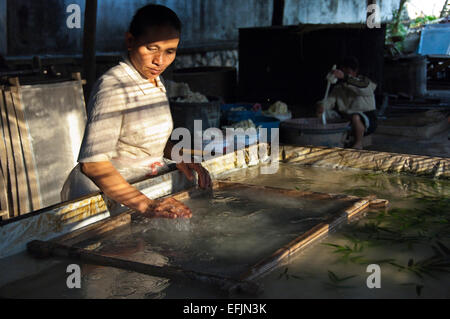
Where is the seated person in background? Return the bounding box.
[316,56,377,150]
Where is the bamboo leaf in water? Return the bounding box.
[328,271,339,283]
[436,241,450,256]
[325,270,357,289]
[327,270,356,283]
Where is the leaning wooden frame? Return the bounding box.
[0,75,87,219]
[28,180,388,296]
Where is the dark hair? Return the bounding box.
[339,56,359,71]
[129,4,182,38]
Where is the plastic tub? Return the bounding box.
[280,118,351,147]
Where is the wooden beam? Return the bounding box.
[0,92,11,216]
[3,89,30,216]
[27,240,263,296]
[272,0,285,26]
[51,211,132,246]
[82,0,98,102]
[0,89,18,216]
[239,199,372,281]
[72,72,87,85]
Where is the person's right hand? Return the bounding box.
[332,69,345,79]
[143,198,193,219]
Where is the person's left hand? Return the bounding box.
[176,162,212,189]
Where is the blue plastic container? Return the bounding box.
[418,24,450,55]
[221,103,262,124]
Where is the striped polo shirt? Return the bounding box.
[78,57,174,177]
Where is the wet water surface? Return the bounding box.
[1,163,449,298]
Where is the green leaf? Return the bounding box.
[389,262,406,270]
[431,245,444,257]
[322,243,342,248]
[436,241,450,256]
[338,275,357,282]
[328,271,339,283]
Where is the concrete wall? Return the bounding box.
[5,0,273,56]
[96,0,273,52]
[6,0,84,57]
[4,0,402,58]
[284,0,400,24]
[173,49,239,69]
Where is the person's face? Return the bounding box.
[126,25,180,81]
[342,66,357,77]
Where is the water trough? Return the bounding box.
[0,143,448,298]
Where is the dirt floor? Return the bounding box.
[365,90,450,158]
[366,129,449,158]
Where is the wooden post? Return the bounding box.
[1,89,21,217]
[4,87,30,216]
[9,77,41,212]
[72,72,87,85]
[82,0,98,103]
[0,90,11,217]
[0,89,15,217]
[272,0,285,26]
[0,0,6,57]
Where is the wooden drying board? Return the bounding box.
[10,77,87,209]
[41,201,264,296]
[172,181,386,281]
[0,76,86,218]
[51,181,387,285]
